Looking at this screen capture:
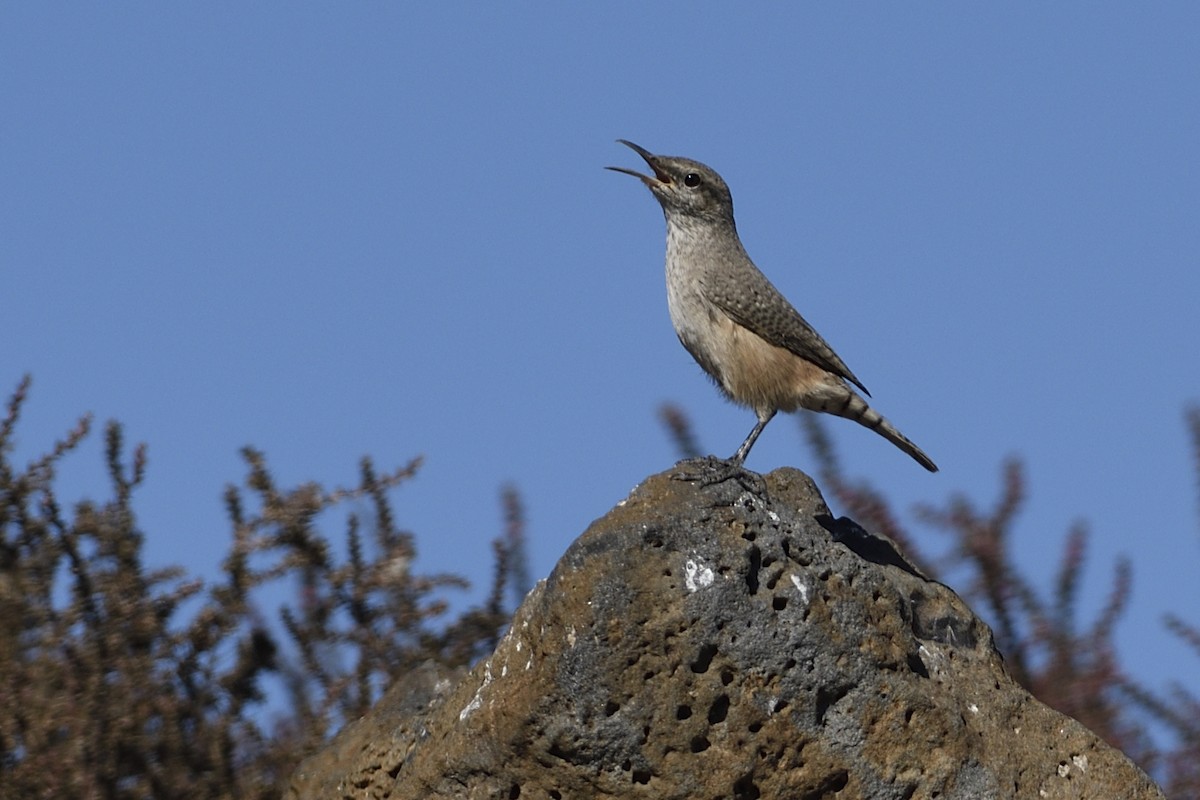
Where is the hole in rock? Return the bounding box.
[708,694,730,724]
[733,773,761,800]
[690,643,718,674]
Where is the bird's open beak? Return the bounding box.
[606,140,672,185]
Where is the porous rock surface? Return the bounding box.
[288,465,1164,799]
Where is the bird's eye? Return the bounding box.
[683,173,701,187]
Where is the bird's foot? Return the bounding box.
[669,456,767,496]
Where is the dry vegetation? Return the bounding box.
[0,376,524,799]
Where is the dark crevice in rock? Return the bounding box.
[813,685,850,726]
[745,544,762,594]
[816,513,926,580]
[908,651,931,679]
[707,694,730,725]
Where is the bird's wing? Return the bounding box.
[705,261,871,397]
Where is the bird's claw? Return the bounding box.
[669,456,767,496]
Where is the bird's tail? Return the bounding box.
[820,391,939,473]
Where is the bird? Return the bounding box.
[607,140,938,473]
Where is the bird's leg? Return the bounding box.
[729,410,776,465]
[669,410,776,495]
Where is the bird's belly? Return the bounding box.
[670,300,835,415]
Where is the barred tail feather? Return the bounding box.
[822,391,939,473]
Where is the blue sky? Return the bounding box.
[3,5,1198,722]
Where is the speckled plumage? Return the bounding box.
[608,140,937,472]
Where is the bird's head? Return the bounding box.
[607,140,734,225]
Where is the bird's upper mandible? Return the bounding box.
[606,140,735,225]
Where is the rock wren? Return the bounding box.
[608,140,938,472]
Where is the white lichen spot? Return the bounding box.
[917,644,947,676]
[766,510,780,523]
[525,656,533,670]
[968,703,979,714]
[515,640,522,653]
[1057,762,1071,778]
[789,574,809,605]
[685,558,714,592]
[1072,754,1088,772]
[459,662,493,721]
[566,626,577,647]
